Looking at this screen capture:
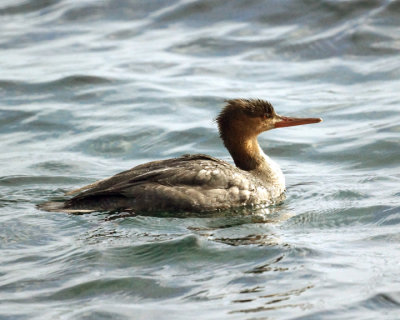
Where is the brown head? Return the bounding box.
[216,99,322,170]
[217,99,322,137]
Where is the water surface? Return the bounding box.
[1,0,400,319]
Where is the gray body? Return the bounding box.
[60,154,284,214]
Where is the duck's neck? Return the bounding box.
[224,135,264,171]
[222,133,285,186]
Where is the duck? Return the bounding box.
[39,99,322,214]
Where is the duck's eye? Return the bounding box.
[263,114,269,119]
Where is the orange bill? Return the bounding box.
[274,115,323,128]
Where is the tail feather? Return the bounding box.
[64,177,109,196]
[64,184,94,196]
[36,201,96,214]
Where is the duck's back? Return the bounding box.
[41,154,277,214]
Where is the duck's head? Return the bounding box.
[216,99,322,137]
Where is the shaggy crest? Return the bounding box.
[216,99,275,124]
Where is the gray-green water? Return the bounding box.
[1,0,400,319]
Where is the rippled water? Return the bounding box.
[1,0,400,319]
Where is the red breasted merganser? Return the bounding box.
[39,99,322,214]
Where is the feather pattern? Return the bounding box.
[62,154,282,213]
